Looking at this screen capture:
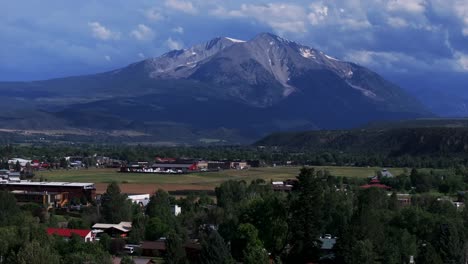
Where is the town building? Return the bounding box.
[128,194,150,206]
[8,158,32,167]
[0,181,96,202]
[151,163,198,173]
[92,221,132,238]
[47,228,95,242]
[140,239,201,260]
[360,179,391,190]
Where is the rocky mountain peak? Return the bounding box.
[0,33,431,143]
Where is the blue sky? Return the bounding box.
[1,0,467,81]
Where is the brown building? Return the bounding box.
[0,181,96,202]
[140,240,201,260]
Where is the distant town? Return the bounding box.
[0,148,466,263]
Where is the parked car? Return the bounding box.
[124,245,135,254]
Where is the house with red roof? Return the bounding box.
[47,228,95,242]
[360,179,391,190]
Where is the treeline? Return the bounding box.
[255,127,468,168]
[2,143,468,169]
[256,127,468,155]
[1,168,466,263]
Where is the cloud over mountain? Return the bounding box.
[0,0,467,82]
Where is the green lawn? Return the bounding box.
[36,166,406,186]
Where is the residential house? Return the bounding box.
[128,194,150,206]
[47,228,94,242]
[92,221,132,238]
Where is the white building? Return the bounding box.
[128,194,151,206]
[8,158,32,167]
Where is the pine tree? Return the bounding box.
[288,167,324,262]
[146,189,173,222]
[199,230,234,264]
[101,182,132,223]
[165,232,187,264]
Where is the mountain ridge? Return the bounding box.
[0,33,431,143]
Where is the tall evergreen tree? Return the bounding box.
[100,182,132,223]
[165,232,187,264]
[435,221,464,264]
[199,230,234,264]
[236,224,269,264]
[288,167,324,262]
[0,191,20,225]
[146,189,173,222]
[416,243,443,264]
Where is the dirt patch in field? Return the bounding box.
[95,183,215,194]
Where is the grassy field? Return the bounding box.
[36,166,406,187]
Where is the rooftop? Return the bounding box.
[1,181,95,187]
[92,222,132,232]
[47,228,91,238]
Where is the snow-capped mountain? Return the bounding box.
[0,33,430,143]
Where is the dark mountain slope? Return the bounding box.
[255,126,468,156]
[0,33,431,143]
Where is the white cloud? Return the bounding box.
[346,50,425,72]
[345,49,468,73]
[138,53,145,59]
[455,2,468,36]
[387,0,426,14]
[210,6,244,18]
[166,37,183,50]
[455,52,468,71]
[88,22,120,40]
[212,3,307,33]
[144,8,164,21]
[104,55,111,61]
[339,17,371,30]
[165,0,197,14]
[387,16,409,28]
[172,26,184,34]
[308,3,329,25]
[463,28,468,36]
[131,24,154,41]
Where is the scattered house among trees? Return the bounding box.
[8,158,32,167]
[360,178,391,190]
[47,228,95,242]
[11,190,69,208]
[0,181,96,201]
[271,179,297,192]
[0,169,9,179]
[393,193,411,206]
[380,168,394,178]
[230,161,248,170]
[171,204,182,216]
[141,240,166,257]
[319,234,337,260]
[92,221,132,238]
[271,181,294,192]
[128,194,151,206]
[112,256,152,264]
[140,239,201,260]
[151,163,198,173]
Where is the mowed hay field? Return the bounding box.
[35,166,405,194]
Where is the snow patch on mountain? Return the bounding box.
[300,48,316,59]
[346,81,378,99]
[225,37,245,43]
[324,54,339,61]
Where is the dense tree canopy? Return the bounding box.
[100,182,133,223]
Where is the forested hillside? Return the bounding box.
[256,127,468,156]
